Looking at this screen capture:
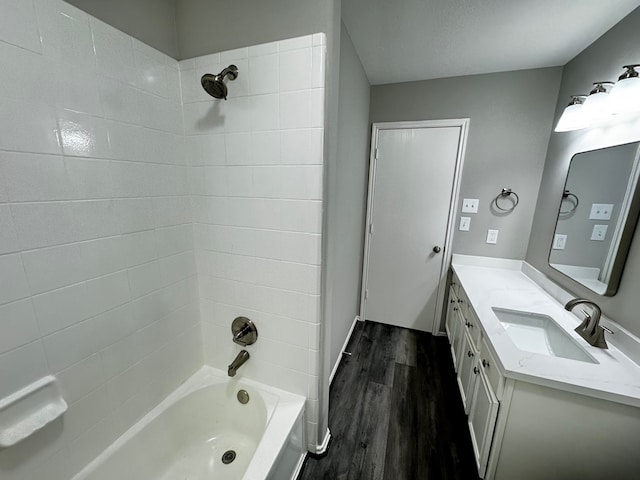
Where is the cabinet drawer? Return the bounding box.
[465,307,483,348]
[450,271,461,298]
[479,337,504,400]
[445,288,459,341]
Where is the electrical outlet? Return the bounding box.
[552,234,567,250]
[462,198,479,214]
[486,229,499,244]
[591,224,608,241]
[459,216,471,231]
[589,204,614,220]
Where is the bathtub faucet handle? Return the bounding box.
[231,317,258,346]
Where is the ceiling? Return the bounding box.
[342,0,640,85]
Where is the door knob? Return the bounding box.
[432,246,441,253]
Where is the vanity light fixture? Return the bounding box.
[554,95,588,132]
[608,64,640,114]
[581,82,614,125]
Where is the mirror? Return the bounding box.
[549,142,640,295]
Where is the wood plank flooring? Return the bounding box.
[298,321,480,480]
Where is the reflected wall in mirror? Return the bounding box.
[549,142,640,295]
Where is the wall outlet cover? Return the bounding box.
[589,204,614,220]
[462,198,479,214]
[486,229,499,244]
[459,216,471,231]
[591,224,608,241]
[552,234,567,250]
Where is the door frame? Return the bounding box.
[359,119,469,333]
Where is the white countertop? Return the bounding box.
[452,257,640,408]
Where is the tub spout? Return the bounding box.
[228,350,250,377]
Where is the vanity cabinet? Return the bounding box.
[446,264,640,480]
[445,274,503,477]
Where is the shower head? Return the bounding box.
[201,65,239,100]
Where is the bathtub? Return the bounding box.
[73,366,306,480]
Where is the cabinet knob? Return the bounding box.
[453,307,458,311]
[433,246,441,253]
[467,350,474,358]
[473,366,480,375]
[482,359,489,368]
[450,299,455,304]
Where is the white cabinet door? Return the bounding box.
[456,332,477,413]
[450,306,465,371]
[468,364,500,478]
[445,287,459,343]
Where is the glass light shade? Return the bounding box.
[581,91,612,125]
[608,76,640,114]
[555,102,587,132]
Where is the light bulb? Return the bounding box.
[555,96,587,132]
[609,65,640,114]
[581,82,613,125]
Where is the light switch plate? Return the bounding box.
[589,204,614,220]
[459,216,471,231]
[486,229,499,244]
[591,224,608,241]
[552,234,567,250]
[462,199,479,214]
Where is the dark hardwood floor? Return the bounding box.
[299,321,480,480]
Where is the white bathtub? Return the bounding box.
[73,366,306,480]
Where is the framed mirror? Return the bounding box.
[548,142,640,295]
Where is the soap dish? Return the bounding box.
[0,376,68,448]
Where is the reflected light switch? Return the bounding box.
[591,225,608,241]
[459,216,471,231]
[589,204,614,220]
[553,234,567,250]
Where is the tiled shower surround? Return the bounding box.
[0,0,326,478]
[180,34,326,449]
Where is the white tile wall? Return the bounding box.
[0,2,327,474]
[180,33,326,450]
[0,2,201,479]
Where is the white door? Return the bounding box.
[362,121,467,332]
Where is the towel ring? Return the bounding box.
[559,189,579,215]
[493,188,519,213]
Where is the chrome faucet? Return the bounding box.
[564,298,611,349]
[228,350,250,377]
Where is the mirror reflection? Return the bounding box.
[549,142,640,295]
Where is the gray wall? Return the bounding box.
[66,0,179,58]
[175,0,337,60]
[526,7,640,337]
[328,24,370,371]
[370,68,562,260]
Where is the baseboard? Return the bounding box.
[311,428,332,456]
[291,452,307,480]
[329,315,361,385]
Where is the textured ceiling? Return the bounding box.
[342,0,640,85]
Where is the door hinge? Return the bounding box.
[368,223,373,234]
[374,148,379,159]
[365,289,368,299]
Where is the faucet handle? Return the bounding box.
[580,308,592,319]
[601,325,614,335]
[232,317,258,346]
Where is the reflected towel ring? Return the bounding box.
[493,188,519,212]
[560,189,579,215]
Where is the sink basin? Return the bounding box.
[492,307,598,364]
